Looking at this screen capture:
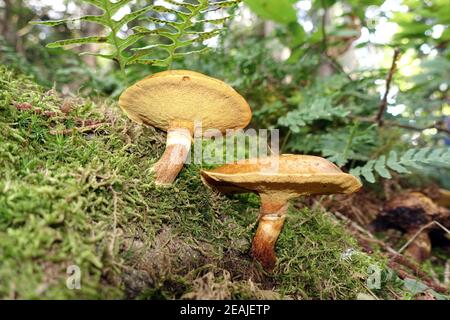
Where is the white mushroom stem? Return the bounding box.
[252,195,289,270]
[152,127,192,185]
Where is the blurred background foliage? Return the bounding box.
[0,0,449,187]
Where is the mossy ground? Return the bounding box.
[0,66,398,299]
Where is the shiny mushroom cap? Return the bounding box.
[201,155,362,200]
[118,70,252,133]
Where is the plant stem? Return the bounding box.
[104,1,128,85]
[342,122,358,165]
[376,48,401,126]
[280,130,291,153]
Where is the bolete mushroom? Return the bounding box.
[374,192,450,263]
[201,154,362,270]
[119,70,252,185]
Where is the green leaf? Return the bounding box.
[403,278,429,295]
[213,0,242,8]
[118,5,156,27]
[244,0,297,24]
[195,17,230,25]
[361,160,376,183]
[400,149,416,162]
[349,167,361,177]
[387,151,410,174]
[31,0,240,70]
[352,147,449,184]
[374,156,391,179]
[413,147,430,161]
[46,36,107,48]
[30,15,106,27]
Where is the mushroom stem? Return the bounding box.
[152,127,192,185]
[252,196,289,270]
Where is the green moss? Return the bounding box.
[0,65,392,299]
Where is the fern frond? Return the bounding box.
[278,96,350,133]
[350,147,450,183]
[45,36,108,48]
[132,0,241,67]
[194,17,230,25]
[31,0,157,74]
[32,0,241,71]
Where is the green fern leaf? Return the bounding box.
[353,147,449,183]
[361,160,376,183]
[46,36,108,48]
[195,17,230,25]
[428,148,445,161]
[400,149,416,162]
[135,0,240,68]
[374,155,392,179]
[213,0,242,8]
[32,0,241,73]
[414,147,431,160]
[386,151,410,174]
[278,96,349,132]
[349,167,361,177]
[31,0,157,74]
[173,47,211,58]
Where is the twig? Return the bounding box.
[376,49,401,126]
[388,260,448,294]
[352,116,450,135]
[322,53,353,81]
[388,121,450,135]
[280,130,291,153]
[389,253,432,281]
[332,210,448,293]
[361,284,380,300]
[398,221,450,254]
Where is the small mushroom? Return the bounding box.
[374,192,450,262]
[201,154,362,270]
[119,70,252,185]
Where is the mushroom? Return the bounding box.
[201,154,362,270]
[374,192,450,263]
[119,70,252,185]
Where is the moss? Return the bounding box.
[0,65,392,299]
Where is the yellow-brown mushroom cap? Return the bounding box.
[201,155,362,200]
[118,70,252,133]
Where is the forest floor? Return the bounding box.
[0,66,448,299]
